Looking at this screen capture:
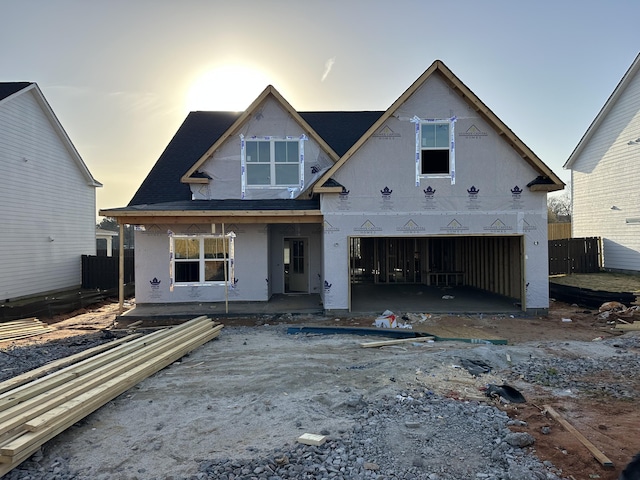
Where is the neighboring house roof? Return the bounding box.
[127,106,382,206]
[564,52,640,169]
[314,59,564,193]
[0,82,33,101]
[0,82,102,187]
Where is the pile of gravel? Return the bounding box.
[192,388,560,480]
[508,336,640,399]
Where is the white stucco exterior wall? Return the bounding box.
[320,73,550,312]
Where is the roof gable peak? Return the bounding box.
[181,84,341,183]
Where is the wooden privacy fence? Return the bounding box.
[548,237,601,275]
[548,222,571,241]
[81,251,134,290]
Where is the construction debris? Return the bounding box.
[359,336,434,348]
[484,384,526,403]
[543,405,614,469]
[0,318,54,342]
[297,433,327,446]
[0,316,222,477]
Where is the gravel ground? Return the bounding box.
[3,322,639,480]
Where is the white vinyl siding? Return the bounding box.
[571,65,640,271]
[0,89,97,300]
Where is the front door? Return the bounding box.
[284,238,308,293]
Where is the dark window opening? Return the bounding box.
[175,262,199,283]
[421,149,449,174]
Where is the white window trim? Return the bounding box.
[413,116,456,185]
[168,233,235,289]
[240,134,306,198]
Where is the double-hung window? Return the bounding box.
[172,235,232,284]
[245,139,300,186]
[420,122,451,175]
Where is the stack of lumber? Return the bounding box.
[0,316,222,476]
[0,318,54,342]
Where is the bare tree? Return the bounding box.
[547,186,571,223]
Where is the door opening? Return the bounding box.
[284,238,308,293]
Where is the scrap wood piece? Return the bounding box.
[360,336,435,348]
[0,318,54,342]
[543,405,614,469]
[615,321,640,331]
[297,433,327,446]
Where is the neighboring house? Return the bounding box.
[564,53,640,272]
[96,228,119,257]
[0,82,101,301]
[101,60,563,313]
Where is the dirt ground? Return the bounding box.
[2,298,640,479]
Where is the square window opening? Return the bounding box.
[421,149,450,175]
[245,139,301,187]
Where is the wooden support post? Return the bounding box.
[119,223,125,314]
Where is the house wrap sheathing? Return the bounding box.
[101,60,563,313]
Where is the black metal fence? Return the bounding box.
[548,237,600,275]
[82,251,135,290]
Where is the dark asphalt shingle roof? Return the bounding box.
[0,82,32,101]
[111,198,320,213]
[128,111,383,207]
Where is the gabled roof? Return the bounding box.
[0,82,102,188]
[127,107,382,206]
[129,111,243,206]
[564,52,640,169]
[314,60,564,193]
[180,85,334,184]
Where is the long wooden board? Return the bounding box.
[360,336,435,348]
[543,405,614,468]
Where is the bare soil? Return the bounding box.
[1,296,639,479]
[550,272,640,293]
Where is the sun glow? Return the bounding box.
[185,65,270,112]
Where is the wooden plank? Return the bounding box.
[22,323,220,433]
[615,322,640,331]
[0,321,222,474]
[360,337,435,348]
[0,319,208,408]
[1,327,221,459]
[543,405,614,469]
[0,334,142,395]
[0,322,218,436]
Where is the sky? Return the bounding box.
[2,0,639,219]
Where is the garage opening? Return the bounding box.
[349,236,523,313]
